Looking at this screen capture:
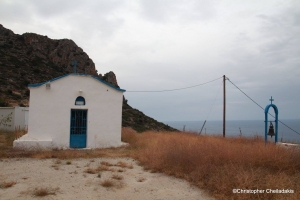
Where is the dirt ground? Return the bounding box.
[0,158,214,200]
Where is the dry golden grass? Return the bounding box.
[84,167,98,174]
[122,129,300,200]
[0,180,16,188]
[0,129,26,154]
[116,161,133,169]
[112,174,123,180]
[32,187,59,197]
[14,128,27,141]
[84,162,117,174]
[2,127,299,199]
[100,178,124,189]
[121,127,138,145]
[20,187,60,197]
[137,177,146,182]
[98,165,115,172]
[97,161,133,171]
[100,161,114,166]
[0,145,130,159]
[101,179,115,188]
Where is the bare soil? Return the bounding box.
[0,158,214,200]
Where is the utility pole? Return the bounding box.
[223,75,226,137]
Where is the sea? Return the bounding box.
[163,120,300,144]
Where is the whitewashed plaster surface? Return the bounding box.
[13,74,125,150]
[0,107,28,132]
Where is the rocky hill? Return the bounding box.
[0,24,176,132]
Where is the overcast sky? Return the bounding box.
[1,0,300,122]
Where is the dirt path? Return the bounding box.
[0,158,214,200]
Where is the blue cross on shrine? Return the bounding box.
[73,61,77,73]
[269,96,274,104]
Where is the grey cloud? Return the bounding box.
[1,0,299,121]
[138,0,218,23]
[0,0,126,40]
[256,8,300,68]
[69,14,125,41]
[223,4,300,84]
[26,0,125,18]
[138,0,177,22]
[0,1,33,24]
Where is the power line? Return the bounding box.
[227,77,300,136]
[126,76,223,92]
[277,120,300,136]
[227,78,264,110]
[125,74,299,137]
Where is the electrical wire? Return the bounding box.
[126,76,223,92]
[227,78,265,110]
[227,77,300,136]
[124,73,299,137]
[277,120,300,136]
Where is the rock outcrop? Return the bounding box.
[99,71,119,88]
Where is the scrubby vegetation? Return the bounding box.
[0,180,16,188]
[31,187,60,197]
[0,129,26,148]
[1,127,299,199]
[122,127,300,200]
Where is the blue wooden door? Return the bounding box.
[70,109,87,148]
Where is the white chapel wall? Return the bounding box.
[23,74,124,149]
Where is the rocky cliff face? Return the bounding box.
[0,24,99,106]
[0,24,176,132]
[1,24,98,75]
